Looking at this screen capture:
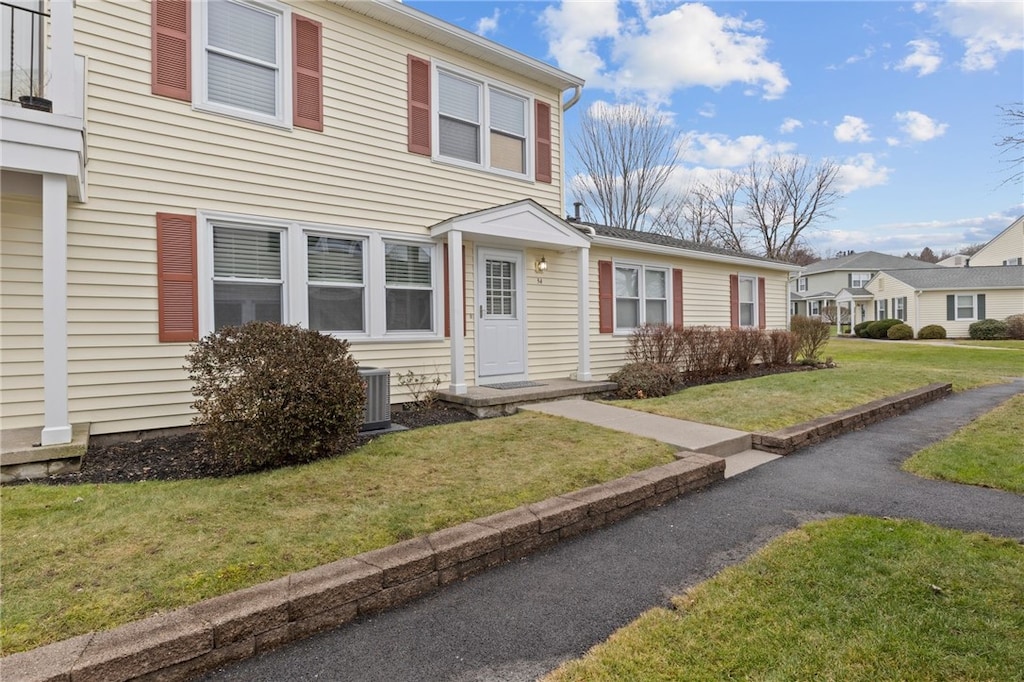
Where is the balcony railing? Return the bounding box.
[2,1,48,104]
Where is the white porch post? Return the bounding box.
[576,246,592,381]
[49,0,76,117]
[447,230,466,395]
[41,173,71,445]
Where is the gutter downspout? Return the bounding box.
[562,85,582,111]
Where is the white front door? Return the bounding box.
[476,248,526,380]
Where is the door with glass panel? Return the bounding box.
[476,249,526,379]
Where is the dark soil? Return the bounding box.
[39,404,476,486]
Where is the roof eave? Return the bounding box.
[591,235,797,272]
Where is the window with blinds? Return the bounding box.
[739,276,756,327]
[307,235,365,333]
[438,72,481,163]
[212,225,283,329]
[613,265,669,330]
[384,242,433,331]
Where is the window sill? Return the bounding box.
[193,101,292,131]
[430,155,533,184]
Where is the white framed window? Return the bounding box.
[1003,258,1023,266]
[809,300,821,316]
[955,294,976,320]
[894,297,906,321]
[851,272,872,288]
[615,264,669,330]
[796,277,808,292]
[194,0,291,127]
[739,275,757,327]
[212,224,286,329]
[875,299,888,319]
[434,64,531,179]
[199,212,440,340]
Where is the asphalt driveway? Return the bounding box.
[202,379,1024,682]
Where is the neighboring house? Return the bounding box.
[790,251,934,323]
[1,0,792,448]
[846,266,1024,337]
[966,216,1024,267]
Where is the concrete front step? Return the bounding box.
[720,449,782,478]
[520,400,751,456]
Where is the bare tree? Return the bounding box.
[996,102,1024,186]
[692,171,746,252]
[651,189,717,245]
[570,103,682,231]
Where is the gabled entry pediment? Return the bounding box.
[429,199,591,251]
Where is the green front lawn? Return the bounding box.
[546,516,1024,682]
[954,339,1024,349]
[0,413,674,654]
[617,338,1024,432]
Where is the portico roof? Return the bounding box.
[429,199,591,251]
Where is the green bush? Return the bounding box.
[764,329,797,366]
[609,362,680,399]
[887,323,913,340]
[854,321,873,338]
[186,322,366,474]
[790,315,831,362]
[867,319,903,339]
[969,318,1008,340]
[1004,314,1024,340]
[917,324,947,340]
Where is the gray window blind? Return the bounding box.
[307,236,363,284]
[439,117,480,162]
[438,72,480,122]
[489,89,525,136]
[213,226,281,279]
[385,243,432,286]
[207,0,278,115]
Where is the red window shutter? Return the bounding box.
[156,213,198,342]
[672,268,683,328]
[443,244,467,337]
[729,274,739,329]
[293,14,323,131]
[407,55,431,156]
[598,260,614,334]
[535,100,552,183]
[758,276,767,329]
[151,0,191,101]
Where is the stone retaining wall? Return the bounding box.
[751,383,953,456]
[3,453,724,682]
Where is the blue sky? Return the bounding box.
[407,0,1023,256]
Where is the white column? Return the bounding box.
[576,246,592,381]
[49,0,76,117]
[447,230,466,395]
[41,173,71,445]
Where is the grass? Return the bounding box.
[545,516,1024,682]
[903,394,1024,493]
[954,339,1024,349]
[618,338,1024,432]
[0,412,675,654]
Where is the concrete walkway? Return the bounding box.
[521,400,780,478]
[201,379,1024,682]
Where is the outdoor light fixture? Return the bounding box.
[535,256,548,273]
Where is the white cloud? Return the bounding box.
[896,39,942,76]
[779,117,803,134]
[698,102,716,118]
[886,136,900,147]
[894,110,948,142]
[912,2,928,14]
[680,132,795,167]
[934,0,1024,71]
[475,9,501,37]
[541,1,789,101]
[835,153,891,193]
[834,116,873,143]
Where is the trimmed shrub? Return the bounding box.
[887,323,913,340]
[969,318,1008,340]
[626,323,686,366]
[854,321,873,338]
[679,326,728,381]
[866,319,903,339]
[790,315,830,363]
[725,328,766,372]
[609,362,680,399]
[1004,314,1024,340]
[765,329,797,366]
[186,322,366,474]
[917,324,947,340]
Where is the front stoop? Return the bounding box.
[1,454,725,682]
[0,423,90,483]
[437,379,617,417]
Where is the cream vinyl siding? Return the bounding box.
[589,246,789,380]
[864,274,916,326]
[1,196,44,429]
[53,1,566,434]
[523,248,582,380]
[916,290,1023,338]
[968,218,1023,267]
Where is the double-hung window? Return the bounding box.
[738,276,756,327]
[307,235,365,333]
[894,297,906,321]
[212,225,284,329]
[809,300,821,316]
[615,265,668,330]
[851,272,871,288]
[384,242,434,332]
[955,294,976,320]
[796,277,808,292]
[199,0,288,126]
[875,299,888,319]
[436,67,530,178]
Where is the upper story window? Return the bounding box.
[796,277,808,292]
[615,264,668,330]
[435,67,531,179]
[1003,258,1023,266]
[850,272,872,288]
[198,0,288,125]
